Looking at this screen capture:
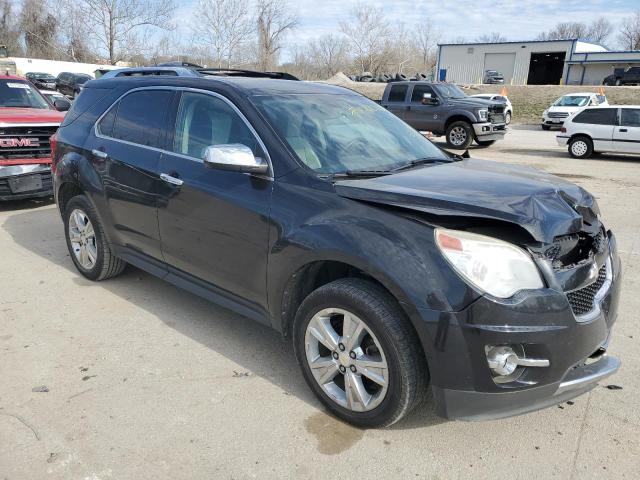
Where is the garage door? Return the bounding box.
[484,53,516,84]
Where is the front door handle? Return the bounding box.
[160,173,184,186]
[619,128,628,133]
[91,149,108,159]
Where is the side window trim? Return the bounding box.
[93,86,273,177]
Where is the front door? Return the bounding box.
[90,88,175,261]
[613,108,640,154]
[404,84,443,132]
[157,90,272,315]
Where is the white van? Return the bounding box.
[556,106,640,158]
[542,93,607,130]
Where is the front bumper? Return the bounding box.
[0,163,53,201]
[472,122,507,141]
[542,116,567,127]
[413,231,622,421]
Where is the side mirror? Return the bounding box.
[422,93,438,105]
[203,144,268,174]
[53,98,71,111]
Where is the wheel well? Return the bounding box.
[444,115,472,130]
[568,133,592,144]
[57,182,83,214]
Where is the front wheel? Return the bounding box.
[445,121,473,149]
[505,111,512,124]
[293,278,428,428]
[568,136,594,159]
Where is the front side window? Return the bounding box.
[387,85,408,102]
[0,80,50,109]
[172,92,260,159]
[108,90,173,148]
[252,93,448,174]
[621,109,640,127]
[573,108,617,125]
[411,85,435,103]
[434,84,467,99]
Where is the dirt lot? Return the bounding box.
[1,127,639,479]
[324,75,640,123]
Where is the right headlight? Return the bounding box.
[477,108,488,121]
[435,228,544,298]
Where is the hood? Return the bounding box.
[548,105,583,112]
[334,159,598,243]
[0,108,65,125]
[446,97,501,108]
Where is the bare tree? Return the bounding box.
[307,34,349,78]
[536,18,612,44]
[618,11,640,50]
[21,0,59,59]
[79,0,176,64]
[0,0,23,56]
[588,17,613,44]
[339,4,390,74]
[415,20,440,72]
[191,0,253,68]
[256,0,297,71]
[476,32,507,43]
[56,0,95,62]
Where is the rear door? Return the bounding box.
[571,108,617,152]
[404,84,442,132]
[383,84,409,120]
[613,108,640,154]
[90,88,175,262]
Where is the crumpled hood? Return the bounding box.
[446,98,499,108]
[334,159,599,243]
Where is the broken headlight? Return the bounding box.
[435,228,544,298]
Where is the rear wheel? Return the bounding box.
[445,121,473,149]
[64,195,126,281]
[568,136,593,159]
[293,278,428,428]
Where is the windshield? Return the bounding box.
[553,96,590,107]
[0,80,50,109]
[434,84,467,99]
[76,76,91,84]
[252,94,448,174]
[33,73,55,80]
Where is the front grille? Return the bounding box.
[0,125,58,160]
[566,264,607,316]
[0,171,52,196]
[490,113,505,124]
[548,112,569,118]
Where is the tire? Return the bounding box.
[615,78,621,86]
[541,124,551,131]
[505,111,512,125]
[293,278,428,428]
[64,194,126,281]
[568,136,593,159]
[445,121,473,149]
[475,139,496,147]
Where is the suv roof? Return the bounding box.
[100,66,299,81]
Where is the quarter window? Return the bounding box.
[621,109,640,127]
[172,92,260,159]
[387,85,408,103]
[109,90,173,148]
[572,108,617,126]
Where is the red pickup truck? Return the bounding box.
[0,75,68,201]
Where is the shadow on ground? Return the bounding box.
[2,205,445,430]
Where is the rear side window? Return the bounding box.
[410,85,435,103]
[387,85,408,102]
[111,90,173,148]
[621,109,640,127]
[572,108,617,126]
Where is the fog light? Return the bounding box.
[486,346,519,376]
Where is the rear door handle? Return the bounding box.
[91,149,108,159]
[160,173,184,186]
[619,128,628,133]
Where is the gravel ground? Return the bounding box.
[1,127,638,479]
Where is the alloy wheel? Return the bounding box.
[449,126,467,146]
[304,308,389,412]
[68,209,97,270]
[571,140,588,157]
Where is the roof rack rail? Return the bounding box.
[196,68,299,81]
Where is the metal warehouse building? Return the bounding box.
[436,39,640,85]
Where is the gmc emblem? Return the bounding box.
[0,138,39,148]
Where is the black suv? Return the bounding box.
[56,72,93,98]
[52,74,621,427]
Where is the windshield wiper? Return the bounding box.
[390,157,448,172]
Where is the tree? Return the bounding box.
[256,0,297,71]
[415,20,440,72]
[307,34,349,78]
[476,32,507,43]
[339,4,390,74]
[21,0,59,59]
[618,11,640,50]
[588,17,613,44]
[536,18,612,44]
[191,0,253,68]
[56,0,95,62]
[80,0,176,64]
[0,0,23,56]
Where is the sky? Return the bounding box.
[174,0,638,61]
